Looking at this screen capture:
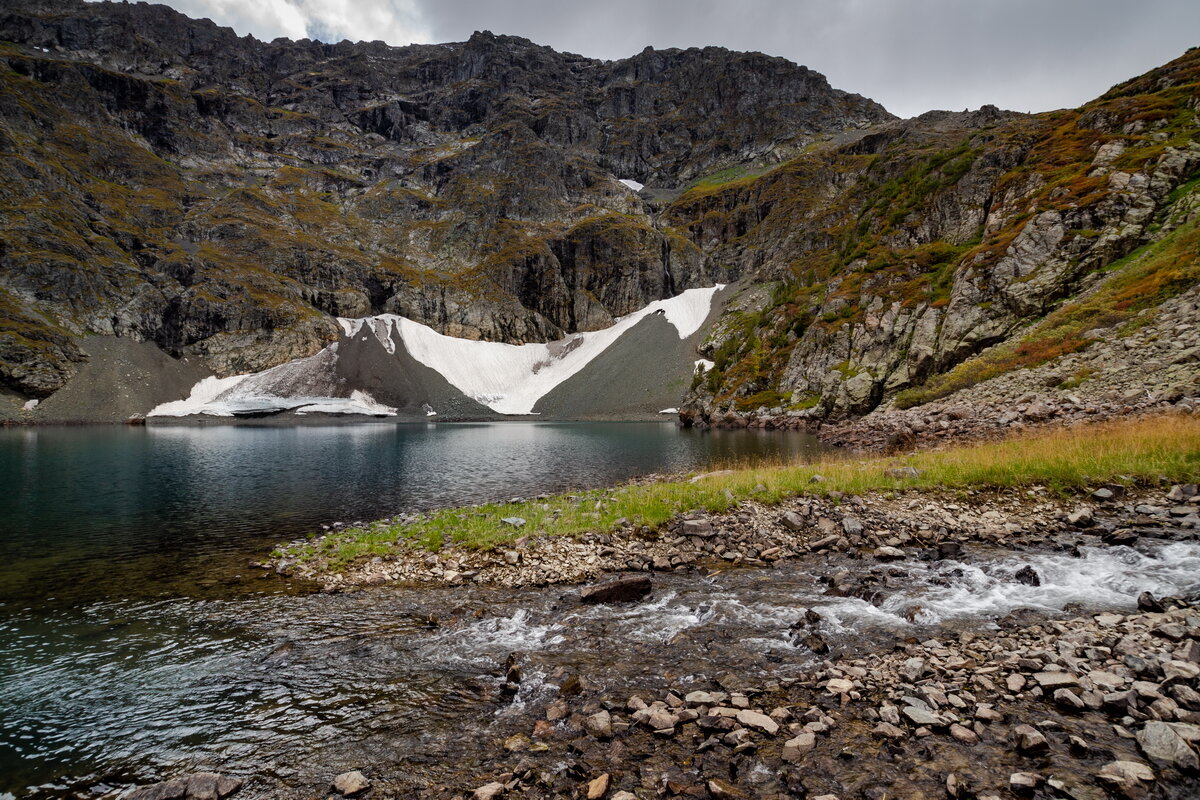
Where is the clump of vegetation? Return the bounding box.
[277,414,1200,568]
[1058,367,1096,390]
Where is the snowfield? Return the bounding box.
[150,286,722,417]
[360,285,722,414]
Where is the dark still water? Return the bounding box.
[0,422,823,606]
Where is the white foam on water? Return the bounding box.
[816,597,910,632]
[883,543,1200,625]
[422,609,565,666]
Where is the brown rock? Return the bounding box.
[580,575,652,604]
[586,773,610,800]
[332,771,370,797]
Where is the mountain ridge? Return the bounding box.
[0,0,892,404]
[0,1,1196,426]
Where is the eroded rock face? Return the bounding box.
[680,51,1200,420]
[0,0,892,397]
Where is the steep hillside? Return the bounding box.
[678,49,1200,424]
[0,0,889,401]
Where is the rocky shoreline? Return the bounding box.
[269,482,1199,596]
[432,592,1200,800]
[152,481,1200,800]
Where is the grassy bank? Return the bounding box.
[276,414,1200,569]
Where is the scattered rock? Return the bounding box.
[584,710,613,739]
[1136,721,1199,770]
[735,709,779,735]
[779,511,806,531]
[126,774,244,800]
[1138,591,1166,613]
[1014,565,1041,586]
[782,731,816,761]
[1009,772,1044,794]
[586,773,610,800]
[332,771,370,797]
[1013,724,1049,753]
[1098,761,1156,796]
[1067,507,1094,526]
[472,782,506,800]
[1034,671,1079,689]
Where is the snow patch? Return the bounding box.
[148,375,249,416]
[294,391,397,416]
[338,318,364,338]
[153,285,723,419]
[22,399,38,411]
[658,407,679,414]
[148,357,396,418]
[694,359,715,373]
[340,285,723,415]
[618,178,644,192]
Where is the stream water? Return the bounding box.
[2,423,1200,797]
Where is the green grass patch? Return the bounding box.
[276,414,1200,570]
[680,163,776,195]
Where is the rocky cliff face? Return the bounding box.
[2,1,1196,423]
[675,50,1200,421]
[0,0,890,398]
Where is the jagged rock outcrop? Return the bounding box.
[0,0,890,398]
[679,52,1200,420]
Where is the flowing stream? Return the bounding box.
[1,424,1199,796]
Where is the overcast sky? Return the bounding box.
[157,0,1199,118]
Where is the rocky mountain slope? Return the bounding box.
[0,0,1196,424]
[678,51,1200,423]
[0,0,888,409]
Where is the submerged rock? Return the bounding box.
[1014,565,1041,586]
[126,773,243,800]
